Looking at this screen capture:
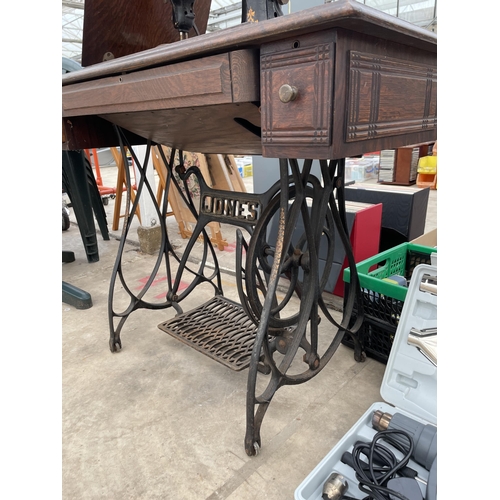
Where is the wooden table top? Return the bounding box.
[62,0,437,158]
[63,0,436,86]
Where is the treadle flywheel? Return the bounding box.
[158,295,258,371]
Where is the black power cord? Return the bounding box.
[343,429,418,500]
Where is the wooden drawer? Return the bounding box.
[62,50,259,117]
[261,32,335,159]
[261,29,437,159]
[62,49,261,152]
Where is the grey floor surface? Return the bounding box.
[62,162,437,500]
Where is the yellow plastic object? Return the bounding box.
[417,155,437,174]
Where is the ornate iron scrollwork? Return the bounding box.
[107,125,364,456]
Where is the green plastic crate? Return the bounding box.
[342,242,436,363]
[343,242,437,302]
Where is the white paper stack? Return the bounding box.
[378,149,395,182]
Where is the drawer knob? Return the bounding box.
[278,84,298,103]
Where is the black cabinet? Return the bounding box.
[344,184,429,252]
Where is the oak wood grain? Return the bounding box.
[81,0,211,66]
[64,0,436,86]
[62,0,437,157]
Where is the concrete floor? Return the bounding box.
[62,163,437,500]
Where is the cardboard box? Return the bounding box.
[235,156,253,177]
[411,228,437,247]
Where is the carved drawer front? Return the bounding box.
[63,50,259,117]
[261,32,335,159]
[346,50,437,142]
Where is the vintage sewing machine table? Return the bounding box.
[62,0,437,456]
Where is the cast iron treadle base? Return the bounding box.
[158,295,258,371]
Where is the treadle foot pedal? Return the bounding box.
[158,295,258,371]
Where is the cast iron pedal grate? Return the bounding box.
[158,295,258,371]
